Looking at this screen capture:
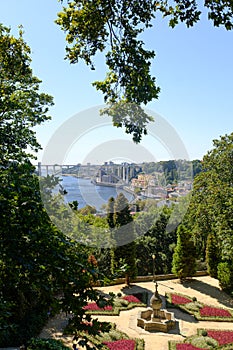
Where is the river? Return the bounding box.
[62,176,134,211]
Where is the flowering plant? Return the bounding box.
[171,294,192,305]
[176,344,207,350]
[122,295,141,303]
[104,339,135,350]
[200,306,232,318]
[83,302,113,311]
[207,330,233,345]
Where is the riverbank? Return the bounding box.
[62,176,134,209]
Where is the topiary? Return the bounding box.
[201,330,208,337]
[186,335,218,349]
[120,299,129,306]
[185,302,200,312]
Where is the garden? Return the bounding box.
[169,329,233,349]
[166,292,233,321]
[83,292,147,316]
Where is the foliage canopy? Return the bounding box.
[0,24,109,347]
[56,0,233,141]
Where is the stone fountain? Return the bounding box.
[137,255,176,332]
[137,282,176,332]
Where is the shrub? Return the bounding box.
[120,299,129,306]
[217,262,233,291]
[187,335,218,348]
[114,299,125,308]
[201,330,207,337]
[185,302,201,313]
[27,338,70,350]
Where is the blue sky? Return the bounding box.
[1,0,233,164]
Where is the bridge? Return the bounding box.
[36,162,142,183]
[36,162,78,176]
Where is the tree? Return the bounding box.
[108,193,137,285]
[206,233,220,278]
[56,1,233,141]
[217,262,233,292]
[184,133,233,289]
[172,224,196,281]
[0,25,109,346]
[106,196,115,228]
[0,24,53,163]
[135,206,177,276]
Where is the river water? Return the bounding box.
[62,176,134,211]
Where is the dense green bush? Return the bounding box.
[0,307,48,346]
[185,335,218,348]
[27,338,70,350]
[218,262,233,291]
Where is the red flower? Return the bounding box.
[171,294,192,305]
[122,295,141,303]
[103,339,135,350]
[83,302,113,311]
[208,330,233,345]
[176,344,208,350]
[200,306,232,317]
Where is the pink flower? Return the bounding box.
[171,294,192,305]
[122,295,141,303]
[176,344,208,350]
[200,306,232,317]
[208,330,233,345]
[83,302,113,311]
[103,339,135,350]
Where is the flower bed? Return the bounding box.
[166,292,233,321]
[176,344,207,350]
[83,294,146,315]
[104,339,135,350]
[200,306,232,318]
[207,330,233,345]
[122,295,141,303]
[171,294,192,305]
[77,323,145,350]
[83,302,113,311]
[170,329,233,350]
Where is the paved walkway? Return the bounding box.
[39,276,233,350]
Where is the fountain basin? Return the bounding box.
[137,307,176,332]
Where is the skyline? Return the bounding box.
[1,0,233,164]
